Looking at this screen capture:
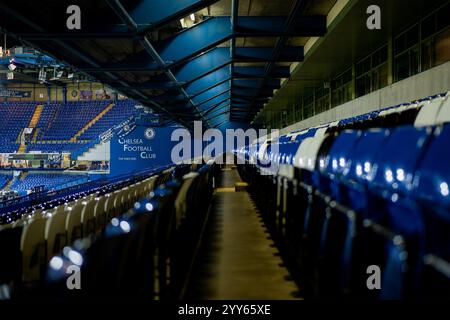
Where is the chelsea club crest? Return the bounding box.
[144,128,156,140]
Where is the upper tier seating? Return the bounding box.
[0,173,12,189]
[0,102,36,153]
[78,99,139,140]
[0,99,140,156]
[38,101,111,141]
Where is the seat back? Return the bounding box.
[370,126,432,194]
[323,130,361,177]
[104,192,118,221]
[435,96,450,124]
[174,173,198,229]
[66,201,84,243]
[344,129,390,183]
[20,217,47,282]
[81,198,97,236]
[45,205,68,258]
[414,124,450,256]
[414,97,445,127]
[94,195,108,230]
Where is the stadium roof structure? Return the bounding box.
[0,0,330,129]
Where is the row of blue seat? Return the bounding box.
[10,173,89,195]
[235,93,450,299]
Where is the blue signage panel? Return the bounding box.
[110,125,182,177]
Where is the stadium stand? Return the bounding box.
[235,92,450,300]
[0,173,12,189]
[0,102,36,153]
[1,0,449,306]
[9,173,89,195]
[0,100,140,155]
[0,162,216,300]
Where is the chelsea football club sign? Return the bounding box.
[144,128,155,140]
[110,125,180,177]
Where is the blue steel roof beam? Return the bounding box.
[198,87,231,107]
[141,32,209,125]
[204,107,232,122]
[156,17,233,69]
[145,92,187,103]
[245,0,317,121]
[15,14,325,40]
[173,47,300,86]
[198,96,231,114]
[132,0,222,35]
[232,87,274,97]
[201,101,231,117]
[209,116,231,128]
[213,120,231,129]
[209,117,229,128]
[156,15,320,67]
[233,66,290,79]
[233,78,281,90]
[172,47,231,83]
[204,110,231,122]
[203,107,232,122]
[0,3,188,126]
[197,91,231,108]
[235,16,326,37]
[192,82,231,104]
[188,77,232,99]
[182,61,232,86]
[103,81,184,90]
[235,47,304,62]
[106,0,209,126]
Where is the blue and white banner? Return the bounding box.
[110,125,182,176]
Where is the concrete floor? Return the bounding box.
[185,166,300,300]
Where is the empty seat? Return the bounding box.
[414,96,447,127]
[81,198,97,237]
[413,124,450,298]
[94,196,108,231]
[45,206,68,258]
[20,217,47,282]
[66,202,84,244]
[435,96,450,124]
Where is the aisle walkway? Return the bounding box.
[185,166,300,300]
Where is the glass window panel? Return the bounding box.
[435,28,450,66]
[421,14,436,40]
[395,52,410,81]
[437,2,450,32]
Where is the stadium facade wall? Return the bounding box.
[280,61,450,135]
[1,82,114,102]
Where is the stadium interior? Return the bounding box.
[0,0,449,304]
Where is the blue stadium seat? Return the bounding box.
[413,124,450,298]
[348,126,433,299]
[316,130,362,196]
[337,129,390,211]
